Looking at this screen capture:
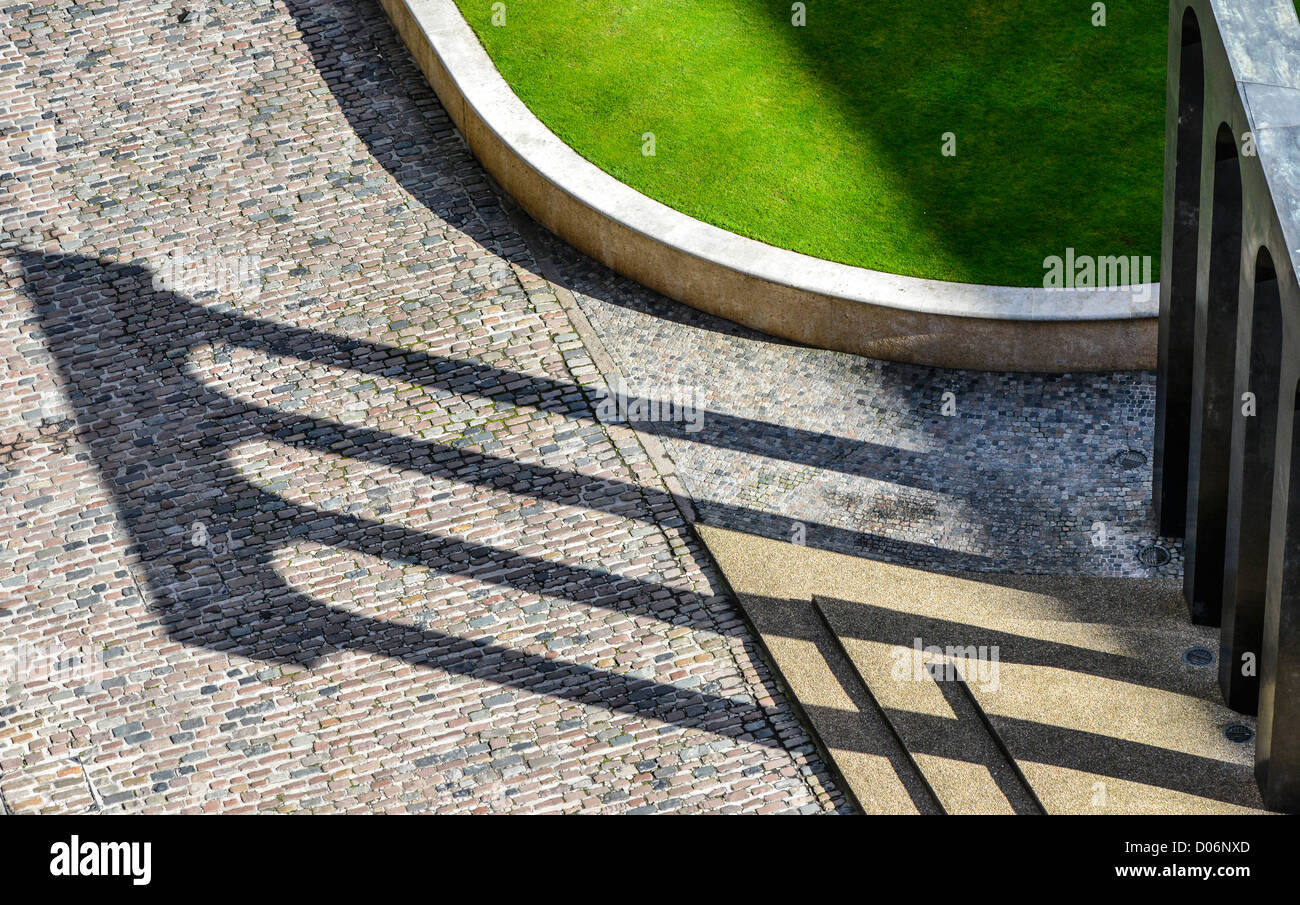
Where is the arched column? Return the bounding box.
[1220,247,1283,713]
[1258,374,1300,810]
[1183,122,1243,625]
[1155,6,1205,537]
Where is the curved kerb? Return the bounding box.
[379,0,1159,372]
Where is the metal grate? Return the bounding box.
[1112,449,1148,470]
[1139,544,1171,566]
[1225,723,1255,744]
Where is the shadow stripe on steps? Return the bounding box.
[815,595,1044,815]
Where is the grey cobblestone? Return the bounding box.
[530,234,1182,580]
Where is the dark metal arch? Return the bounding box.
[1155,4,1206,537]
[1221,245,1284,713]
[1183,122,1244,626]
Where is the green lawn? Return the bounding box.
[454,1,1168,287]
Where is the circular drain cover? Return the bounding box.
[1225,723,1255,744]
[1139,544,1171,566]
[1113,449,1148,470]
[1183,647,1215,667]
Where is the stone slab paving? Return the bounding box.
[528,231,1183,580]
[0,0,841,814]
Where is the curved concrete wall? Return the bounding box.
[379,0,1159,372]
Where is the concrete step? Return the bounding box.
[814,595,1042,815]
[705,585,941,813]
[698,523,1272,815]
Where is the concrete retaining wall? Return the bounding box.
[380,0,1159,372]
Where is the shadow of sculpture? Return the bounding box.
[10,247,822,752]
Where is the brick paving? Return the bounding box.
[0,0,842,814]
[531,235,1183,580]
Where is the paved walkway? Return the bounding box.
[0,0,1183,814]
[534,233,1180,578]
[0,0,839,813]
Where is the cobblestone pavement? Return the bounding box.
[528,232,1184,580]
[0,0,843,814]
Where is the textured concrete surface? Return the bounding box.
[826,625,1039,815]
[379,0,1159,372]
[700,524,1269,814]
[0,0,841,814]
[711,588,937,814]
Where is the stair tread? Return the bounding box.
[699,523,1271,815]
[815,599,1041,815]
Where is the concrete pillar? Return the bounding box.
[1183,125,1243,626]
[1156,8,1204,538]
[1257,379,1300,810]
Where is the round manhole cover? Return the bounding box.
[1183,647,1215,667]
[1113,449,1148,470]
[1139,544,1171,566]
[1225,723,1254,744]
